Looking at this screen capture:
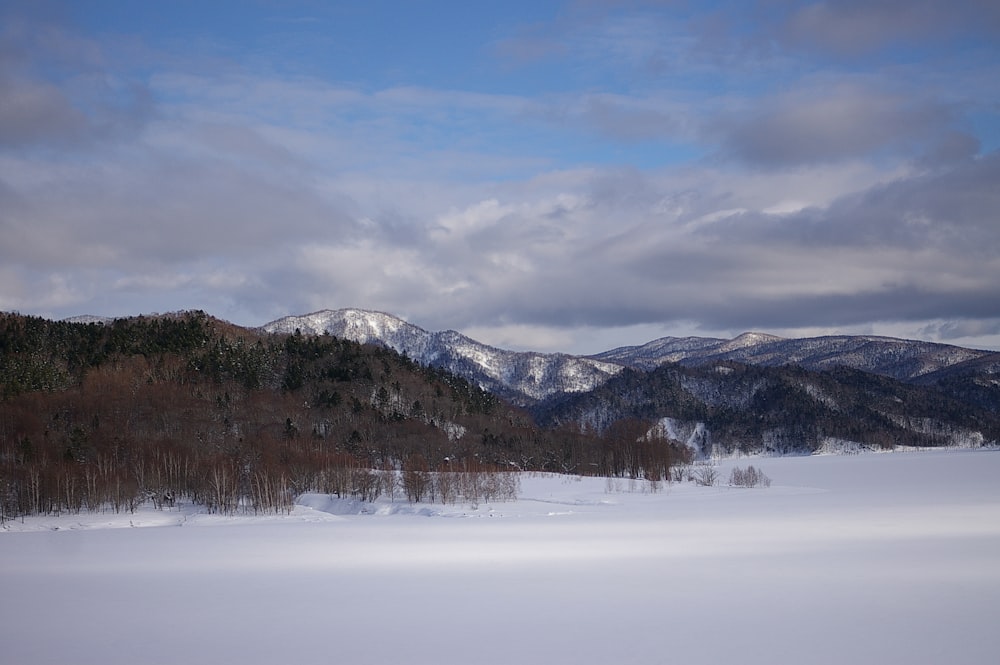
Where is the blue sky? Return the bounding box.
[2,0,999,353]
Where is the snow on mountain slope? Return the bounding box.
[595,331,996,382]
[264,309,436,359]
[261,309,623,403]
[592,335,727,368]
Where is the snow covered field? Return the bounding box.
[3,450,999,665]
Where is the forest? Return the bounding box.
[0,312,687,521]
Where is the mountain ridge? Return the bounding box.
[57,308,1000,413]
[592,331,993,381]
[258,308,1000,408]
[260,309,624,404]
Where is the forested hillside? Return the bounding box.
[0,312,686,522]
[533,361,1000,455]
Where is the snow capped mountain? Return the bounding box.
[261,309,999,409]
[264,309,435,359]
[590,336,727,368]
[593,331,995,382]
[261,309,624,403]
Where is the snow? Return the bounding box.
[3,450,999,665]
[648,416,709,456]
[720,330,785,350]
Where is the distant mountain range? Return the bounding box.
[592,331,994,382]
[259,308,1000,409]
[257,309,1000,454]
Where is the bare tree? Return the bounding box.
[694,465,718,487]
[729,465,771,488]
[402,455,431,503]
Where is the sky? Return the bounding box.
[2,0,999,354]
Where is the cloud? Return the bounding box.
[340,150,1000,345]
[712,82,954,166]
[920,318,1000,343]
[0,74,88,147]
[0,14,153,149]
[544,92,692,143]
[779,0,1000,57]
[684,1,1000,65]
[0,142,353,267]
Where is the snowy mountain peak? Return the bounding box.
[722,332,785,351]
[263,308,415,338]
[262,309,436,360]
[261,309,622,404]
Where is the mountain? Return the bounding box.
[592,332,994,381]
[593,332,1000,418]
[261,309,623,404]
[532,361,1000,457]
[261,309,1000,415]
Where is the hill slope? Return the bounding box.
[532,360,1000,456]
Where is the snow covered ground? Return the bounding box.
[3,449,999,665]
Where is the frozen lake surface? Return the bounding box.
[3,449,999,664]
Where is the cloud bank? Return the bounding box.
[1,1,998,353]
